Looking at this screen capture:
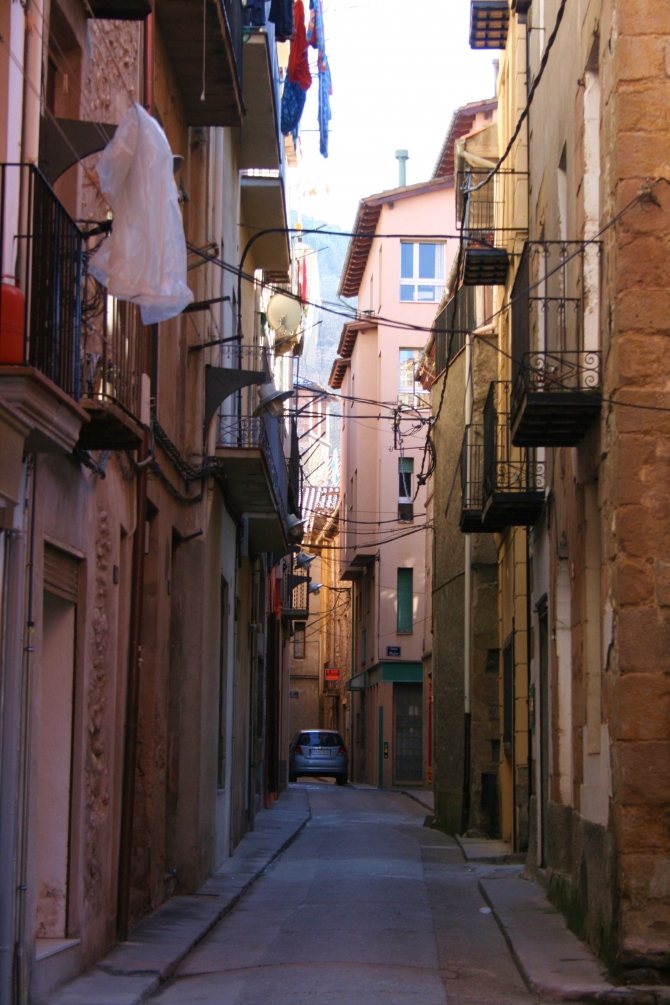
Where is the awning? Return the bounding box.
[367,662,423,686]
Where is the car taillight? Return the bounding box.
[295,745,302,755]
[339,746,346,754]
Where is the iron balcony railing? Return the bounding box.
[281,551,309,620]
[0,163,83,399]
[456,168,526,247]
[288,416,301,513]
[509,241,603,442]
[82,279,143,417]
[483,381,545,519]
[461,424,485,516]
[218,412,289,528]
[433,285,477,374]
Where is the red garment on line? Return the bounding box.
[287,0,312,91]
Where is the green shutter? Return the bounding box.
[397,568,413,634]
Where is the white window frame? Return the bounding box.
[399,242,445,303]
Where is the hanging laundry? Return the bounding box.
[288,0,311,92]
[243,0,266,27]
[307,0,332,158]
[281,78,307,136]
[268,0,293,41]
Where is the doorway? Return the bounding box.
[36,546,79,939]
[538,598,550,866]
[394,683,422,783]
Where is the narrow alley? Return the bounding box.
[148,782,532,1005]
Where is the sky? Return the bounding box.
[287,0,500,230]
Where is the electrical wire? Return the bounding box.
[466,0,569,194]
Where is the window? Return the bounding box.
[397,568,413,634]
[293,622,306,659]
[400,242,445,302]
[398,457,414,522]
[362,627,367,664]
[398,349,430,408]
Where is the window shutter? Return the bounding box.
[397,568,413,634]
[43,544,79,604]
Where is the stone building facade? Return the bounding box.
[443,0,670,975]
[0,1,300,1001]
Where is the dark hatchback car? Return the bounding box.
[289,730,349,785]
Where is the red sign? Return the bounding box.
[325,667,340,681]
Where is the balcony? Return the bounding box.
[281,551,309,621]
[0,164,88,452]
[460,425,503,533]
[239,21,282,172]
[457,169,525,286]
[85,0,151,18]
[79,290,145,449]
[156,0,244,127]
[433,285,476,375]
[509,242,602,446]
[469,0,509,49]
[482,382,545,529]
[215,352,292,552]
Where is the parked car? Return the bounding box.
[289,730,348,785]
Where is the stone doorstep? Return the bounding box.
[478,872,670,1005]
[47,789,311,1005]
[455,834,526,864]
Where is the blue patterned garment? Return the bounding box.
[318,57,331,157]
[281,78,307,136]
[308,0,332,158]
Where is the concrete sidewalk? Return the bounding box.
[479,868,667,1004]
[456,834,525,864]
[47,787,311,1005]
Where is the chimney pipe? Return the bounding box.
[395,149,409,188]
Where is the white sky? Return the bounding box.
[287,0,500,229]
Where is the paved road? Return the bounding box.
[151,782,537,1005]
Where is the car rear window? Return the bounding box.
[296,732,343,747]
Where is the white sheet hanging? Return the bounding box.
[89,103,194,325]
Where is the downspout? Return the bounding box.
[21,0,43,165]
[143,12,154,112]
[116,20,155,940]
[460,332,474,835]
[14,458,37,1005]
[0,498,27,1005]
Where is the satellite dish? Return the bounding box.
[266,293,302,334]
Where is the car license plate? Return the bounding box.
[312,749,331,757]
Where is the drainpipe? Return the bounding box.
[461,332,474,835]
[0,520,27,1005]
[143,13,154,112]
[21,0,43,165]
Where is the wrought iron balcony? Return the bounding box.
[457,169,522,286]
[509,241,602,446]
[0,164,88,452]
[79,284,145,449]
[460,425,506,533]
[281,551,309,621]
[482,381,545,529]
[85,0,151,18]
[217,397,291,552]
[433,285,476,375]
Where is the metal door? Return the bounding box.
[394,683,423,783]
